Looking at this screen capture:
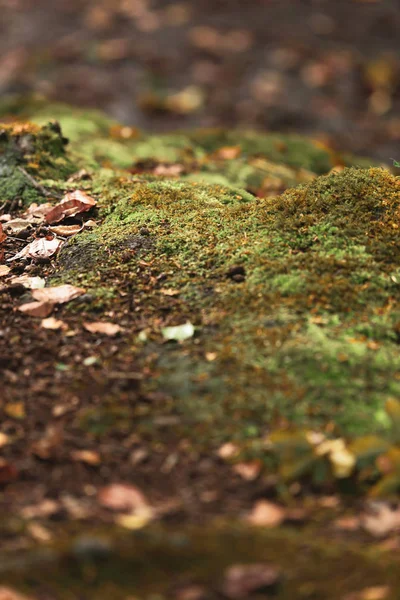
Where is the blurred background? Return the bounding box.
[0,0,399,161]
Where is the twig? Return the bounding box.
[17,167,62,199]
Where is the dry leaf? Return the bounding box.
[233,460,262,481]
[10,275,45,289]
[18,301,53,317]
[217,442,240,459]
[45,190,96,224]
[246,500,286,528]
[49,224,83,237]
[3,219,33,235]
[221,563,281,599]
[70,450,101,466]
[334,516,361,531]
[0,587,33,600]
[344,586,391,600]
[160,288,180,296]
[362,502,400,537]
[0,265,10,277]
[116,508,153,530]
[9,237,63,261]
[4,402,25,419]
[23,202,53,221]
[98,483,149,512]
[0,432,9,448]
[41,317,67,330]
[0,223,6,244]
[32,284,85,304]
[83,321,123,336]
[21,499,60,519]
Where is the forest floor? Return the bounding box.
[1,2,400,599]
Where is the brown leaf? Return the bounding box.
[20,499,60,519]
[98,483,149,512]
[18,301,54,318]
[343,586,390,600]
[4,402,25,419]
[0,223,6,244]
[233,460,262,481]
[70,450,101,466]
[0,265,10,277]
[3,219,33,235]
[83,321,123,336]
[32,284,85,304]
[49,224,83,237]
[45,190,96,224]
[246,500,286,528]
[0,587,33,600]
[221,563,281,599]
[361,502,400,537]
[23,202,54,221]
[41,317,67,330]
[217,442,240,459]
[10,237,63,261]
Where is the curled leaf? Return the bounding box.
[45,190,96,224]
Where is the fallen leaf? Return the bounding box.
[221,563,281,599]
[4,402,25,419]
[162,321,195,341]
[233,460,262,481]
[70,450,101,466]
[315,438,356,478]
[9,237,63,261]
[98,483,149,512]
[116,508,153,530]
[23,202,53,221]
[83,321,123,336]
[21,499,60,519]
[0,432,10,448]
[362,502,400,537]
[10,275,45,289]
[335,516,361,531]
[0,265,10,277]
[246,500,286,528]
[41,317,67,330]
[217,442,240,459]
[45,190,96,224]
[3,219,33,235]
[32,284,85,304]
[49,224,83,237]
[160,287,180,296]
[0,223,6,244]
[0,587,33,600]
[18,301,53,317]
[344,586,391,600]
[27,522,52,543]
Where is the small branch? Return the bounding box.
[17,167,62,199]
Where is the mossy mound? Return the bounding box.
[50,165,400,440]
[0,119,76,206]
